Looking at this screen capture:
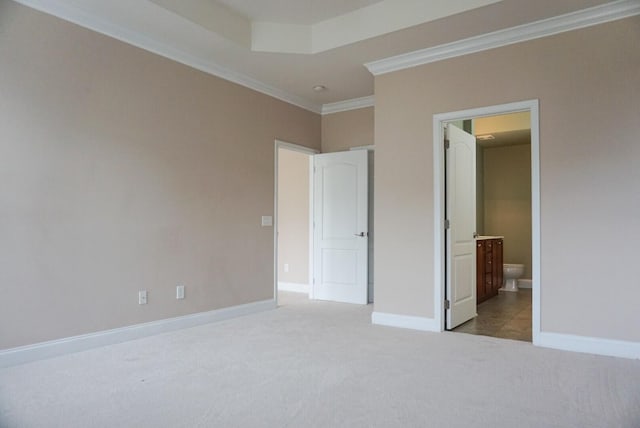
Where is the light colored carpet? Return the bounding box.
[1,292,639,428]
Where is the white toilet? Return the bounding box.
[502,263,524,292]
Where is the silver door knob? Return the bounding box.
[354,232,368,237]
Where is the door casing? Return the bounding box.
[432,100,541,343]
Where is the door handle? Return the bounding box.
[354,232,368,237]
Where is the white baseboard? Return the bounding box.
[517,279,532,288]
[372,311,440,332]
[0,299,276,368]
[277,282,310,294]
[537,331,640,360]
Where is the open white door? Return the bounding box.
[313,150,368,304]
[446,124,477,328]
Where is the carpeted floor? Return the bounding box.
[1,292,639,428]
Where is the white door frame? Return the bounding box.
[274,140,319,306]
[432,100,541,344]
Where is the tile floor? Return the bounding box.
[452,288,532,342]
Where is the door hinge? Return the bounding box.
[445,300,451,310]
[444,219,450,229]
[444,139,450,150]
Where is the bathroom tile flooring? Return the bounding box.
[452,288,532,342]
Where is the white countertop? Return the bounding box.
[476,235,504,240]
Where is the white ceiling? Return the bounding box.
[14,0,616,112]
[216,0,384,25]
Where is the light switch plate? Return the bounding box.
[261,216,273,226]
[176,285,185,299]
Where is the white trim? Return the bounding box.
[433,100,541,343]
[274,140,319,156]
[322,96,375,115]
[274,140,318,305]
[12,0,322,114]
[0,299,276,368]
[349,145,376,151]
[372,312,440,332]
[530,103,541,343]
[308,155,315,299]
[311,0,502,54]
[538,332,640,360]
[277,282,311,294]
[365,0,640,76]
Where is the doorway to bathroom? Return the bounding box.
[433,100,540,344]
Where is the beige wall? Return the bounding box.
[321,107,374,153]
[483,144,532,279]
[374,16,640,341]
[277,148,310,284]
[476,147,485,235]
[0,2,320,349]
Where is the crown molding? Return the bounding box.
[11,0,322,114]
[365,0,640,76]
[309,0,501,54]
[321,96,375,115]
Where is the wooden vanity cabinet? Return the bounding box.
[476,238,503,304]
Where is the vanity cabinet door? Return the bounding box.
[485,240,493,297]
[476,241,486,302]
[493,239,503,293]
[476,238,504,304]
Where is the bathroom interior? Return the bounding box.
[452,112,533,342]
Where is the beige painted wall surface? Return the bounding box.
[476,147,485,235]
[483,144,532,279]
[375,16,640,342]
[0,2,320,349]
[277,149,310,284]
[321,107,374,153]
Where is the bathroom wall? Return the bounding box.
[483,144,532,279]
[474,112,530,135]
[277,148,311,285]
[476,147,485,235]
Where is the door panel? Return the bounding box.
[313,151,368,304]
[321,164,358,239]
[446,124,477,328]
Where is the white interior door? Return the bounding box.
[313,150,368,304]
[446,124,477,328]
